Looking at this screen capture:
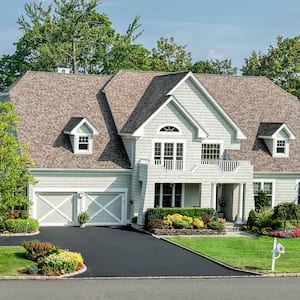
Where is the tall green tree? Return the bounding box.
[149,37,192,72]
[0,102,35,217]
[241,36,300,98]
[192,59,237,75]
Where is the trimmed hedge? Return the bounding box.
[145,207,216,225]
[4,218,39,233]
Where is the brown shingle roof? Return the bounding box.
[257,122,284,137]
[9,70,300,172]
[10,71,130,169]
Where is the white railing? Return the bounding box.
[152,159,250,172]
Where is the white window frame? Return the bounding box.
[157,124,181,135]
[200,140,224,160]
[273,138,289,157]
[75,134,93,154]
[253,179,275,208]
[152,139,186,168]
[154,183,184,207]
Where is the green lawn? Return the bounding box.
[168,236,300,273]
[0,246,36,276]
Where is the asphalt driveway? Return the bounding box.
[0,226,254,277]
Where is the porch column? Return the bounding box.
[236,183,244,224]
[211,183,217,210]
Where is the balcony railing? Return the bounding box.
[152,159,250,173]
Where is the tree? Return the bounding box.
[272,202,299,231]
[241,36,300,98]
[149,37,192,72]
[16,0,115,74]
[192,59,237,75]
[0,102,35,218]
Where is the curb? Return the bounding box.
[0,231,40,237]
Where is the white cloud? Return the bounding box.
[207,49,223,60]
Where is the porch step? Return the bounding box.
[225,222,242,232]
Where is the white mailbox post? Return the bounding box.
[271,238,285,272]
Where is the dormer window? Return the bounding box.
[78,136,90,151]
[258,122,296,158]
[276,139,286,155]
[64,117,99,155]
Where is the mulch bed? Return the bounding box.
[150,228,226,235]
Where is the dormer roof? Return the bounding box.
[258,122,296,139]
[63,117,99,135]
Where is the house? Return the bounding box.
[1,70,300,226]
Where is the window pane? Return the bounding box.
[201,144,220,160]
[160,126,179,132]
[276,140,286,153]
[253,182,261,194]
[154,143,161,162]
[164,143,174,158]
[263,182,272,194]
[176,143,183,158]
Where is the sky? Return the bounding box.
[0,0,299,70]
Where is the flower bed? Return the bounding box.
[151,228,226,235]
[22,240,85,276]
[269,228,300,238]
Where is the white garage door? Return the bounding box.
[34,190,127,226]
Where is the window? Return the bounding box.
[159,125,179,133]
[155,183,182,207]
[201,143,221,160]
[78,136,89,150]
[253,181,274,210]
[276,140,286,154]
[297,182,300,205]
[154,142,184,170]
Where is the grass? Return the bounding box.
[0,246,36,276]
[168,236,300,273]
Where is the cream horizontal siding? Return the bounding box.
[29,170,132,220]
[254,172,300,205]
[174,78,240,150]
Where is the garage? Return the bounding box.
[33,189,127,227]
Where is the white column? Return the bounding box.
[181,183,185,207]
[171,184,175,207]
[211,183,217,210]
[236,183,244,224]
[159,183,163,207]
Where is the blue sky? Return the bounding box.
[0,0,299,69]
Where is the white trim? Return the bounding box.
[181,183,185,207]
[157,123,182,135]
[152,139,186,168]
[64,118,99,135]
[253,179,275,208]
[273,138,289,158]
[167,72,246,140]
[201,139,224,159]
[74,134,93,154]
[29,168,132,174]
[133,96,208,138]
[272,124,296,140]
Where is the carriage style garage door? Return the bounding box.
[34,189,127,226]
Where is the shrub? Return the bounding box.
[163,214,193,229]
[60,251,84,265]
[207,221,225,232]
[77,211,90,225]
[26,265,39,275]
[145,207,215,225]
[172,219,189,229]
[202,214,213,225]
[39,253,77,275]
[272,202,299,231]
[247,209,257,228]
[23,240,59,262]
[192,218,204,229]
[4,218,39,233]
[255,210,274,229]
[147,219,165,230]
[255,190,272,212]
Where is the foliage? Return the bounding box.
[207,221,225,232]
[3,218,39,233]
[202,214,213,225]
[26,264,39,275]
[241,36,300,99]
[192,218,205,229]
[192,59,237,75]
[39,253,77,275]
[146,219,166,230]
[0,102,36,216]
[77,211,90,225]
[272,202,299,231]
[23,240,59,262]
[163,214,193,229]
[60,250,84,265]
[269,228,300,238]
[149,37,192,72]
[246,209,257,228]
[255,190,272,212]
[145,207,215,225]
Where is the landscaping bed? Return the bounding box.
[151,228,226,235]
